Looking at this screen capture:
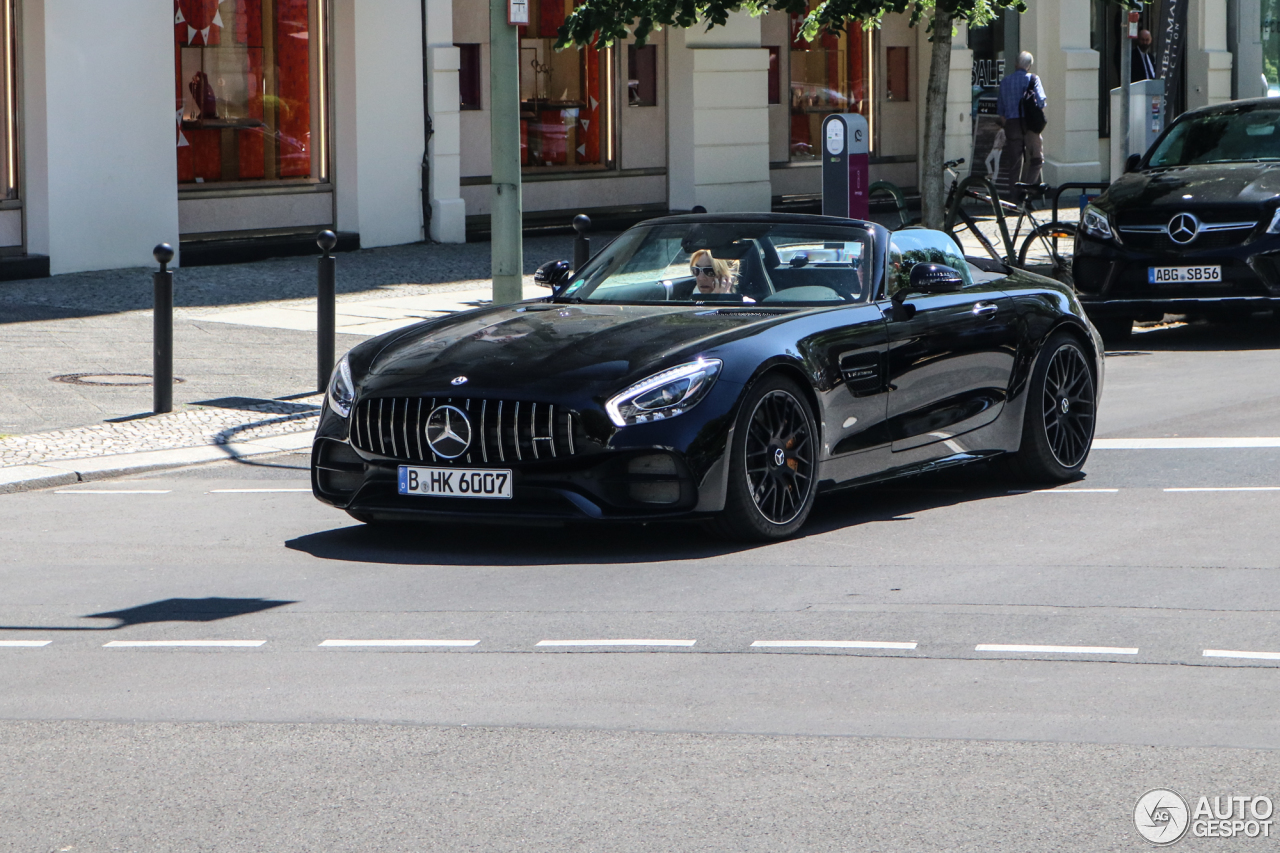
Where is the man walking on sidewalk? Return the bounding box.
[997,51,1047,199]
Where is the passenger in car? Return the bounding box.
[690,250,737,295]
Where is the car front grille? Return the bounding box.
[1119,229,1253,253]
[350,396,584,465]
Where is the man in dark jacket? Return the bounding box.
[1132,29,1156,81]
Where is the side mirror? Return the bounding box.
[534,259,573,291]
[1125,153,1142,174]
[896,263,964,301]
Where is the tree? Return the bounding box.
[556,0,1028,228]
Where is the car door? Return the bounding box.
[808,304,891,484]
[880,231,1019,458]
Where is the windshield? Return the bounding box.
[1146,108,1280,167]
[560,222,875,305]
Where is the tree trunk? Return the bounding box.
[920,7,954,230]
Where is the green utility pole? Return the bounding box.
[489,0,523,304]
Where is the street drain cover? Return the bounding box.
[51,373,186,387]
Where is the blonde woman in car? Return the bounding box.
[690,249,737,295]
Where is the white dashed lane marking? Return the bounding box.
[1006,489,1119,494]
[102,640,266,648]
[1093,437,1280,449]
[751,640,918,650]
[54,490,171,495]
[976,644,1139,655]
[1203,649,1280,661]
[0,640,51,647]
[319,639,480,647]
[1165,487,1280,492]
[210,488,313,493]
[535,639,697,647]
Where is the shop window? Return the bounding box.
[1265,0,1280,97]
[788,8,872,162]
[175,0,326,186]
[628,44,657,107]
[458,43,482,110]
[885,47,908,101]
[0,0,16,201]
[767,46,781,105]
[519,0,613,172]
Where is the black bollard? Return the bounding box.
[572,214,591,272]
[152,244,175,414]
[317,230,338,393]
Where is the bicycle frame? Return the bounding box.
[943,175,1017,263]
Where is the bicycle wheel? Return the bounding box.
[1018,222,1077,286]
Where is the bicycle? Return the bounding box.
[941,158,1077,286]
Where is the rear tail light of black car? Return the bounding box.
[606,359,723,427]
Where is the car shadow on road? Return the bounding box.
[284,464,1040,567]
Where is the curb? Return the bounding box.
[0,430,316,495]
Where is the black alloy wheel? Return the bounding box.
[1004,331,1097,482]
[710,375,818,541]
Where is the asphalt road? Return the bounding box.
[3,319,1280,851]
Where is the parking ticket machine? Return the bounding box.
[821,113,870,221]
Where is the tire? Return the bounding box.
[1017,222,1077,286]
[1004,331,1098,483]
[1091,316,1133,344]
[708,374,820,541]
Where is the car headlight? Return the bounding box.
[1267,207,1280,234]
[1081,205,1115,241]
[327,355,355,418]
[605,359,723,427]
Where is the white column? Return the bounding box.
[424,0,465,243]
[1187,0,1234,109]
[1020,0,1102,185]
[945,23,974,167]
[331,0,426,248]
[667,13,771,213]
[23,0,179,274]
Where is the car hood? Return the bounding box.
[356,302,786,398]
[1105,163,1280,212]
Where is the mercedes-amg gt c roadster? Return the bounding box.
[312,214,1103,540]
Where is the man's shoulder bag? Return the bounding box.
[1021,75,1047,134]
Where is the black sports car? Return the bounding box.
[312,214,1103,540]
[1074,98,1280,340]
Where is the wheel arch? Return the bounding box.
[740,357,825,446]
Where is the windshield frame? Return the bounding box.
[556,219,886,307]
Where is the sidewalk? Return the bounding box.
[0,234,581,493]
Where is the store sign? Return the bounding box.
[508,0,529,25]
[1155,0,1187,119]
[821,114,870,221]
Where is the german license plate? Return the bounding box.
[1148,265,1222,284]
[397,466,513,499]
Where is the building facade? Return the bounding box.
[0,0,1268,277]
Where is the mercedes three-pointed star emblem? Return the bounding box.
[1167,212,1200,244]
[426,405,472,459]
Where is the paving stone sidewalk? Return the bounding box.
[0,234,585,485]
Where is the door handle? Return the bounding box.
[972,301,998,319]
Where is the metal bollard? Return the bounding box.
[152,244,175,414]
[572,214,591,272]
[317,230,338,393]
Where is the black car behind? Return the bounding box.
[1074,97,1280,340]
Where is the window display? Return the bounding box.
[175,0,325,186]
[518,0,612,171]
[789,8,872,161]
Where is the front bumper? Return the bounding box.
[1073,231,1280,319]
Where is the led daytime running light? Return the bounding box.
[606,359,722,427]
[1267,208,1280,234]
[327,355,355,418]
